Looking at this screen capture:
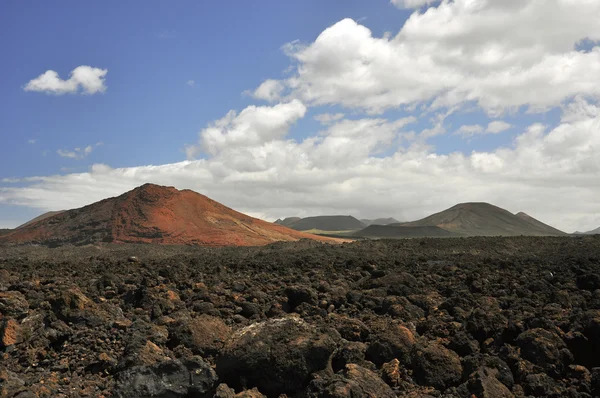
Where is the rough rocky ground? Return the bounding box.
[1,236,600,397]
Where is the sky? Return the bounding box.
[1,0,599,233]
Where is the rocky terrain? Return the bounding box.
[2,236,600,397]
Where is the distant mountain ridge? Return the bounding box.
[0,229,12,236]
[575,226,600,235]
[278,215,366,232]
[0,184,338,246]
[397,203,566,236]
[360,218,400,226]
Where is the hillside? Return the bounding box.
[0,228,12,236]
[360,217,400,226]
[354,224,457,238]
[17,210,65,229]
[515,212,567,236]
[0,184,338,246]
[285,215,366,231]
[398,202,566,236]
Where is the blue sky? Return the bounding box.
[1,0,599,232]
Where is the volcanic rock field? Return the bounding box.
[2,236,600,397]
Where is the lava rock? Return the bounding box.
[365,321,415,366]
[169,314,231,356]
[307,364,395,398]
[216,317,338,396]
[0,291,29,319]
[114,357,217,397]
[413,342,463,391]
[516,328,569,376]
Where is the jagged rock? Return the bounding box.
[307,364,395,398]
[285,286,318,310]
[365,320,415,366]
[0,291,29,319]
[0,318,21,347]
[113,357,217,397]
[216,317,338,396]
[516,328,568,376]
[169,314,231,356]
[413,342,462,391]
[462,367,514,397]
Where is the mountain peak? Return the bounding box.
[1,185,338,246]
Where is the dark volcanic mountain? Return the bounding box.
[0,184,338,246]
[515,212,566,236]
[274,217,302,227]
[398,202,566,236]
[360,217,400,226]
[285,215,366,231]
[354,224,457,238]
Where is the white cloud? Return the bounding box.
[455,124,483,137]
[486,120,512,134]
[252,79,285,102]
[255,0,600,114]
[391,0,437,9]
[314,113,345,125]
[57,143,101,160]
[24,66,108,95]
[185,100,307,158]
[3,100,600,232]
[28,139,36,144]
[186,80,195,87]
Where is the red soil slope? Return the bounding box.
[0,184,339,246]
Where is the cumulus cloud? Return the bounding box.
[486,121,512,134]
[255,1,600,114]
[185,100,307,158]
[314,113,345,125]
[24,66,107,95]
[252,79,285,102]
[3,100,600,232]
[455,124,483,137]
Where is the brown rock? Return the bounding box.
[0,318,21,347]
[307,364,396,398]
[381,359,402,387]
[413,343,462,391]
[169,315,231,356]
[366,320,415,366]
[0,291,29,319]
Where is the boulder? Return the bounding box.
[169,314,231,356]
[516,328,568,376]
[307,364,396,398]
[365,320,415,366]
[413,343,462,391]
[0,318,21,347]
[0,291,29,319]
[114,357,217,398]
[216,317,338,396]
